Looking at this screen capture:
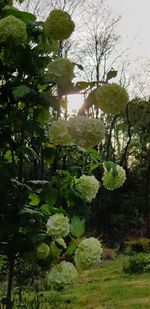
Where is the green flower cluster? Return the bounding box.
[50,116,104,148]
[47,214,69,238]
[48,261,78,290]
[0,15,27,66]
[74,237,103,270]
[45,9,75,40]
[0,15,27,46]
[75,175,100,202]
[49,119,71,145]
[95,83,129,115]
[68,116,105,148]
[37,243,50,260]
[47,58,74,88]
[102,164,126,190]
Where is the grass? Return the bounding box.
[1,255,150,308]
[59,255,150,309]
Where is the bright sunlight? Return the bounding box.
[67,94,84,115]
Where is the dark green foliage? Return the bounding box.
[123,253,150,274]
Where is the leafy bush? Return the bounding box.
[123,253,150,274]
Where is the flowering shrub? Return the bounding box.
[45,9,75,40]
[75,175,100,202]
[0,16,27,45]
[68,116,105,148]
[47,261,78,290]
[49,119,71,145]
[102,164,126,190]
[47,214,69,238]
[47,58,74,88]
[37,243,50,260]
[95,83,129,115]
[74,237,103,270]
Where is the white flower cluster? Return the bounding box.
[95,83,129,115]
[49,119,71,145]
[49,116,105,148]
[48,261,78,290]
[68,116,105,148]
[75,175,100,202]
[102,164,126,190]
[37,243,50,260]
[47,213,69,238]
[47,58,74,88]
[45,9,75,41]
[74,237,103,270]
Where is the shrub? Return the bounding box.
[123,253,150,274]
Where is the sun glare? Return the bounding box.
[67,94,84,115]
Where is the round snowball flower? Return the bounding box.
[47,58,74,88]
[0,15,27,46]
[102,164,126,190]
[49,119,71,145]
[95,83,129,115]
[75,175,100,203]
[37,243,50,259]
[45,9,75,40]
[47,213,69,238]
[48,261,78,290]
[74,237,103,270]
[68,116,105,148]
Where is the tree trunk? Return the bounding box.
[6,257,15,309]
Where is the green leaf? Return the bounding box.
[70,216,85,238]
[34,108,50,123]
[12,85,31,98]
[106,70,118,82]
[86,148,101,163]
[31,232,46,244]
[37,84,48,91]
[72,62,84,71]
[16,146,40,161]
[90,163,99,172]
[67,242,77,256]
[3,8,36,23]
[44,188,58,206]
[75,81,97,90]
[29,193,40,206]
[19,207,44,217]
[40,204,51,214]
[105,161,118,177]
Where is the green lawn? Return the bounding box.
[1,256,150,308]
[59,256,150,309]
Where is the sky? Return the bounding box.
[109,0,150,62]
